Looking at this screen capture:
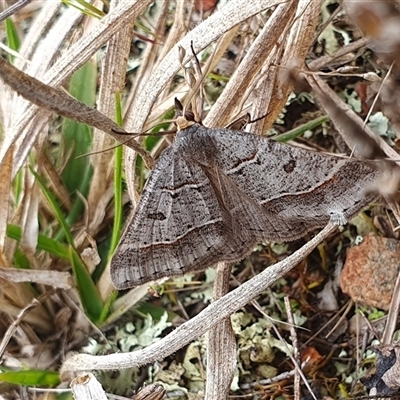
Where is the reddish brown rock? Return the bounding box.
[340,235,400,310]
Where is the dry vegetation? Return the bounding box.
[1,0,400,399]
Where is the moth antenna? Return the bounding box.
[178,40,223,124]
[349,146,356,159]
[189,41,204,122]
[179,41,217,123]
[226,114,251,130]
[227,112,270,130]
[76,141,125,159]
[248,112,270,124]
[111,128,146,136]
[111,116,179,137]
[78,126,180,159]
[190,41,204,81]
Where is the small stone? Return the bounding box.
[340,235,400,310]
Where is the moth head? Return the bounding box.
[174,97,198,131]
[175,115,196,131]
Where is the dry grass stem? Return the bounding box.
[205,263,236,400]
[204,0,297,129]
[61,222,337,373]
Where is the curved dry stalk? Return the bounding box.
[123,0,172,203]
[4,3,86,160]
[87,2,135,227]
[61,222,337,373]
[255,0,323,132]
[0,0,35,22]
[304,72,398,160]
[15,1,63,63]
[0,146,13,250]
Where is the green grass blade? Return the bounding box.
[57,393,74,400]
[24,170,104,321]
[5,18,20,62]
[13,248,31,269]
[207,72,230,82]
[61,62,96,227]
[99,290,118,323]
[109,91,124,257]
[30,169,74,246]
[13,168,23,206]
[62,0,105,18]
[0,369,60,387]
[7,224,70,260]
[69,246,104,322]
[274,115,329,142]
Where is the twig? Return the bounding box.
[284,297,301,400]
[61,222,337,373]
[382,268,400,344]
[0,0,35,22]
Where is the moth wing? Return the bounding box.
[209,166,310,242]
[210,126,340,201]
[209,127,378,240]
[111,148,232,289]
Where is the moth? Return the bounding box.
[111,117,379,289]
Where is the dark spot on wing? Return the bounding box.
[147,212,166,220]
[283,159,296,173]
